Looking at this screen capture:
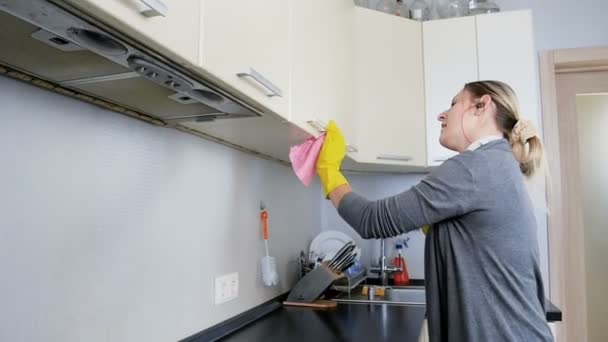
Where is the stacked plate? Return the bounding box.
[309,230,361,274]
[326,241,359,273]
[310,231,359,261]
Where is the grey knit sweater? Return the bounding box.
[338,139,553,342]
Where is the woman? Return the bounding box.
[317,80,553,342]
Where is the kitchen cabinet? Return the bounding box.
[63,0,200,66]
[150,9,539,172]
[349,7,426,167]
[476,11,539,126]
[345,10,536,169]
[37,2,538,174]
[419,10,537,167]
[199,0,291,120]
[290,0,355,139]
[182,0,354,165]
[422,16,478,166]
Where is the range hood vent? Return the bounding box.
[0,0,262,122]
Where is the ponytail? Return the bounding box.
[510,130,544,177]
[465,81,545,178]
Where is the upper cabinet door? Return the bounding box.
[351,8,426,166]
[476,11,539,126]
[423,17,478,166]
[199,0,291,120]
[64,0,200,65]
[290,0,354,137]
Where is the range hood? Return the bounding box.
[0,0,261,123]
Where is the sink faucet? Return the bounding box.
[369,239,402,287]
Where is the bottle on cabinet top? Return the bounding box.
[468,0,500,15]
[409,0,430,21]
[376,0,397,14]
[395,0,410,18]
[438,0,469,19]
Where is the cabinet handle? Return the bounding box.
[237,68,283,97]
[139,0,168,17]
[307,120,326,133]
[347,145,359,153]
[377,154,413,162]
[306,120,358,153]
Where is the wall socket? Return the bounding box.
[215,272,239,304]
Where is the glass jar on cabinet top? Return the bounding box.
[468,0,500,15]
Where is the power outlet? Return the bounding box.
[215,272,239,304]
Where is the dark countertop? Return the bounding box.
[219,303,426,342]
[545,300,562,322]
[195,279,561,341]
[217,299,560,342]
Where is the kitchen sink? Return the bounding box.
[385,286,426,304]
[332,285,426,306]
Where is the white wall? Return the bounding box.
[499,0,608,51]
[0,75,321,342]
[576,94,608,342]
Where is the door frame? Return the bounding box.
[539,46,608,342]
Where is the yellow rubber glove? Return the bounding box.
[316,121,349,197]
[421,224,431,235]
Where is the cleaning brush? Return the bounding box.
[260,202,278,287]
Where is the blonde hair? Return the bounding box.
[464,80,544,177]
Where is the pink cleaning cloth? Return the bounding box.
[289,133,326,187]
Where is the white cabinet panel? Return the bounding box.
[423,16,478,166]
[351,8,426,166]
[476,11,539,126]
[200,0,291,120]
[290,0,354,137]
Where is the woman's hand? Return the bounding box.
[316,121,349,200]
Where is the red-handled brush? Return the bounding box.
[260,202,278,287]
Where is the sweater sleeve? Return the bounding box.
[337,158,477,239]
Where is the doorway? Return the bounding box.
[575,93,608,342]
[540,47,608,342]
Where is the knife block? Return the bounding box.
[283,262,343,308]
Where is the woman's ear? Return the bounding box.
[474,95,493,115]
[480,94,493,108]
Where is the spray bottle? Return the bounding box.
[393,239,410,286]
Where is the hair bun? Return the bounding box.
[510,119,537,144]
